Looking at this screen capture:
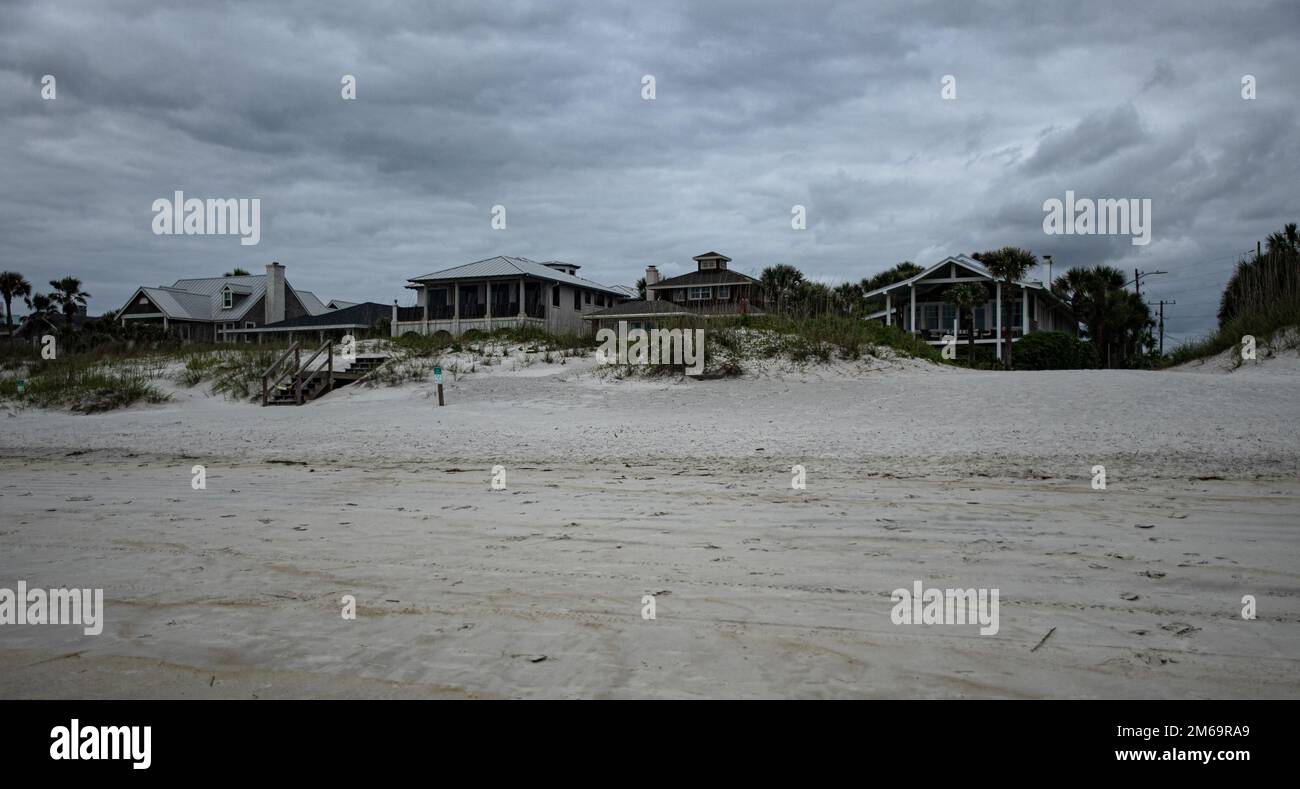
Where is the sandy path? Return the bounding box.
[1,454,1296,698]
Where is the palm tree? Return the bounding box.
[635,277,647,300]
[1053,265,1130,368]
[975,247,1037,369]
[224,267,251,277]
[942,283,988,366]
[22,292,58,335]
[833,282,864,317]
[48,276,91,327]
[861,261,923,325]
[0,271,32,335]
[759,264,805,314]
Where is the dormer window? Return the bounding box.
[222,289,233,309]
[700,260,717,270]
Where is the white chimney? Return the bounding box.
[265,261,286,324]
[1042,255,1053,288]
[645,265,659,300]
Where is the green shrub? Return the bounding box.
[1013,331,1095,370]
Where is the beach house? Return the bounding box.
[585,251,765,332]
[861,254,1077,359]
[114,262,330,342]
[394,256,632,337]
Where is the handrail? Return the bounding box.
[261,342,300,379]
[294,340,334,403]
[261,342,301,406]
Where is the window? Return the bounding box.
[584,291,591,305]
[222,290,233,309]
[673,289,686,302]
[942,304,956,326]
[596,293,605,307]
[924,304,939,329]
[246,321,256,328]
[552,286,560,307]
[573,288,580,310]
[700,260,717,270]
[688,287,712,301]
[718,286,731,299]
[137,296,148,305]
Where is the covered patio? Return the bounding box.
[863,255,1076,359]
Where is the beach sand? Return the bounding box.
[1,355,1297,698]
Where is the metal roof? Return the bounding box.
[296,290,329,316]
[118,273,334,322]
[649,269,759,289]
[228,301,390,332]
[409,256,628,296]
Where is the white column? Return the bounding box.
[422,286,429,334]
[885,292,892,326]
[518,278,526,318]
[909,285,916,334]
[995,282,1002,360]
[486,283,493,321]
[390,300,397,337]
[1021,285,1029,336]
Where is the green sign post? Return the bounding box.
[433,367,444,406]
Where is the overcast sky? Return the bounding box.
[2,0,1297,341]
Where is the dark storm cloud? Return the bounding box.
[0,0,1297,340]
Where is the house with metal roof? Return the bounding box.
[862,254,1077,359]
[584,251,766,331]
[397,256,633,337]
[114,262,332,342]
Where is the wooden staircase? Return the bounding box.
[261,341,388,406]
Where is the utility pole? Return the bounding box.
[1129,269,1168,298]
[1157,299,1176,356]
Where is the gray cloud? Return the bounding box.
[1,0,1297,341]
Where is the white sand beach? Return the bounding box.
[2,354,1298,698]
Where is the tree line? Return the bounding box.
[0,272,91,335]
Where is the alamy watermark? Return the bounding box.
[1043,190,1151,246]
[152,191,260,246]
[595,320,705,375]
[50,719,151,770]
[0,581,104,635]
[890,580,999,635]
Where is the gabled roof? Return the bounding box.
[326,299,358,310]
[863,255,1029,295]
[408,256,627,297]
[693,251,731,262]
[116,273,330,322]
[606,284,638,299]
[862,254,1072,311]
[131,286,215,321]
